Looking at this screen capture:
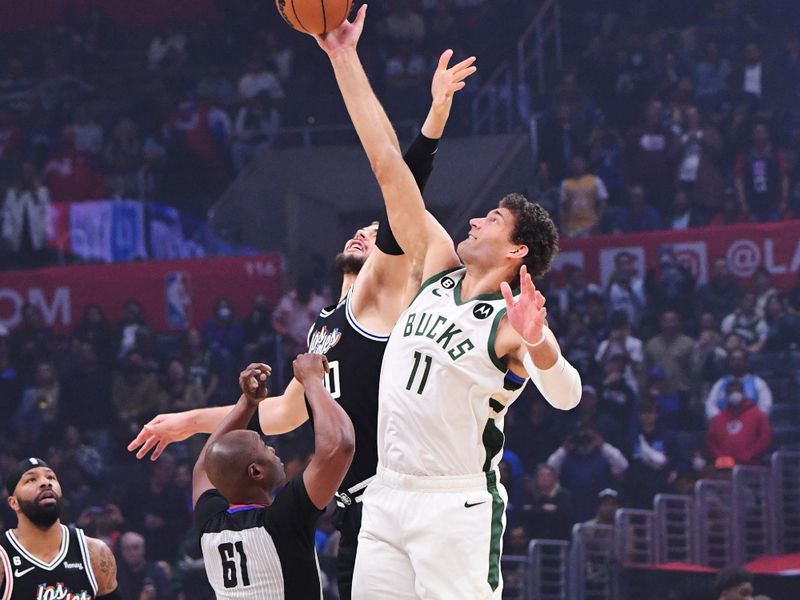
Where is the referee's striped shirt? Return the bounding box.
[194,476,324,599]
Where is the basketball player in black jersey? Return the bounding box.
[0,458,119,599]
[129,49,476,599]
[193,356,353,599]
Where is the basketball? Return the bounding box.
[275,0,353,34]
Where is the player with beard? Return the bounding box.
[0,458,119,599]
[128,49,476,599]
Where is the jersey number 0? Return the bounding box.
[322,360,341,399]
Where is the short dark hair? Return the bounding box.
[499,193,559,280]
[714,566,753,597]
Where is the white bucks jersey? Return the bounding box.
[378,267,528,476]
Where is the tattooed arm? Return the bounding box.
[87,537,118,596]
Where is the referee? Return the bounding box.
[192,357,354,599]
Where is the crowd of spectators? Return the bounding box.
[497,256,800,578]
[0,0,534,271]
[1,256,800,597]
[540,0,800,235]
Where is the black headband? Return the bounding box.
[5,457,51,496]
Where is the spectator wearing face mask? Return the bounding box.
[707,380,772,466]
[705,348,773,420]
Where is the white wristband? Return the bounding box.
[523,331,547,348]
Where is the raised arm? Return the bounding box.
[192,364,271,505]
[293,353,355,510]
[129,373,308,460]
[352,47,478,323]
[315,7,470,273]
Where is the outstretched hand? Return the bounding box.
[431,50,477,108]
[314,4,367,55]
[501,265,548,346]
[128,413,190,461]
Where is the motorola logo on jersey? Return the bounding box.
[472,303,494,320]
[440,277,455,289]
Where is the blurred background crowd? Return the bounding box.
[2,0,800,598]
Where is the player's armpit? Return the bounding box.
[87,537,118,595]
[419,213,459,281]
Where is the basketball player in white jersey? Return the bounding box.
[315,7,582,598]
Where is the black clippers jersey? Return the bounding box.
[0,525,98,600]
[306,288,386,501]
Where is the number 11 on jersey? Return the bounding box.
[406,351,432,394]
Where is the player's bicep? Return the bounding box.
[257,379,309,435]
[87,538,118,594]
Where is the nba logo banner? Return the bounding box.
[165,272,192,329]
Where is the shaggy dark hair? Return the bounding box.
[499,193,559,282]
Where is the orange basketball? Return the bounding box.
[275,0,353,34]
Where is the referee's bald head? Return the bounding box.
[205,430,285,502]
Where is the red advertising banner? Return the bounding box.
[555,220,800,290]
[0,255,283,334]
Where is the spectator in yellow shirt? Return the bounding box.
[559,156,608,237]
